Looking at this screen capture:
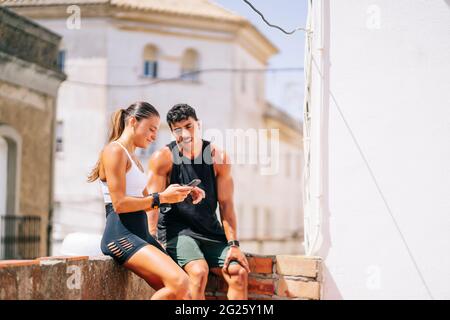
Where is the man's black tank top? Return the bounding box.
[157,140,227,244]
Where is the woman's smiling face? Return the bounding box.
[132,115,161,149]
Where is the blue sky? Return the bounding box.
[213,0,308,120]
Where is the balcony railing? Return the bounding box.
[0,215,41,260]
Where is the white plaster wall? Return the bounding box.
[309,0,450,299]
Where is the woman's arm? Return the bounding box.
[146,148,172,234]
[103,144,191,214]
[142,188,157,237]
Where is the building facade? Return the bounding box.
[0,7,65,258]
[5,0,304,255]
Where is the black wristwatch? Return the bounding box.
[228,240,240,247]
[151,192,160,209]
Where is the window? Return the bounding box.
[144,60,158,78]
[56,121,63,153]
[57,50,66,72]
[143,44,158,78]
[180,48,199,81]
[0,125,21,217]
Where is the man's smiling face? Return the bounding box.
[170,117,200,152]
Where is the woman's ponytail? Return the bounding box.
[87,108,127,182]
[108,109,127,143]
[87,102,159,182]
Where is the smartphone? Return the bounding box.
[186,179,201,187]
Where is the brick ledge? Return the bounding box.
[0,253,322,300]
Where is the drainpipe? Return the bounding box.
[47,96,57,257]
[303,0,325,256]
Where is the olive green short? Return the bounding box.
[166,235,239,269]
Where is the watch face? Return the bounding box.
[152,193,160,204]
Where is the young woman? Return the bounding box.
[87,101,205,300]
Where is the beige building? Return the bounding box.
[0,7,65,258]
[4,0,304,255]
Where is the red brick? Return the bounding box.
[248,276,275,295]
[247,256,273,274]
[0,260,39,268]
[276,278,320,300]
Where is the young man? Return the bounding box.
[147,103,250,300]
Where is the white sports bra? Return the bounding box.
[100,141,148,204]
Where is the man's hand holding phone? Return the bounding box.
[185,179,205,204]
[159,184,193,203]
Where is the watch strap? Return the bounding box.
[228,240,240,247]
[151,192,160,209]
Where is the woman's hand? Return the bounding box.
[190,186,206,204]
[159,184,193,204]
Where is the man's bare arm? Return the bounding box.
[215,150,238,242]
[213,147,250,273]
[214,145,250,273]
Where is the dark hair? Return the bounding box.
[87,101,159,182]
[166,103,198,129]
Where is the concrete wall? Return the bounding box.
[308,0,450,299]
[0,253,322,300]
